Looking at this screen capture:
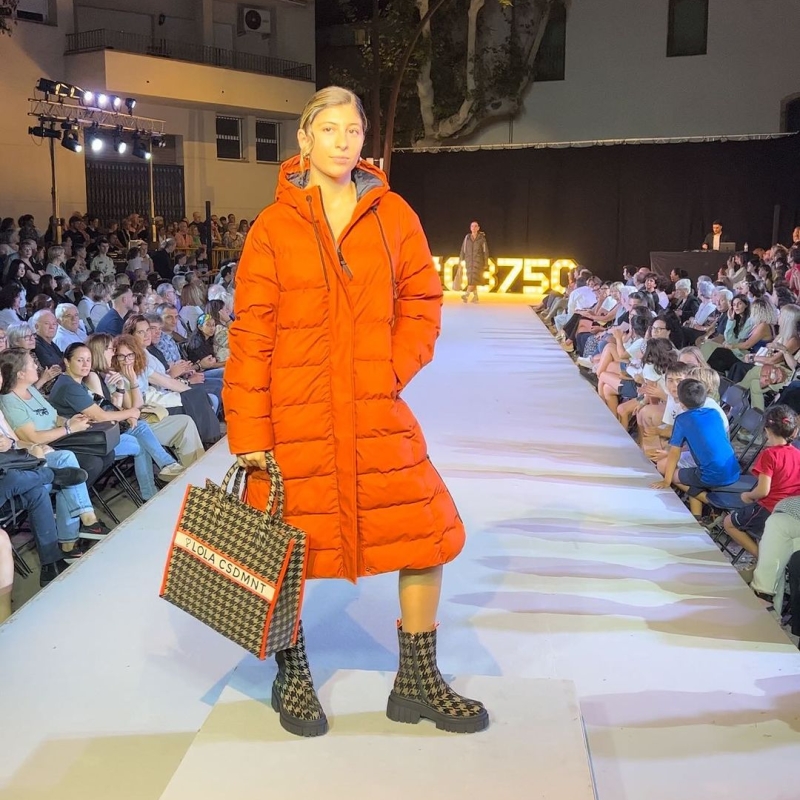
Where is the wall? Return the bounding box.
[0,3,87,224]
[467,0,800,146]
[0,0,313,225]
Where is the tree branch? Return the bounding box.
[415,0,436,140]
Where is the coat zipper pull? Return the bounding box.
[338,249,353,279]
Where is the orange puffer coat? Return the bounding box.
[223,156,465,582]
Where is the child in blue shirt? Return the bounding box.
[652,378,740,516]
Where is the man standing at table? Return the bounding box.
[701,220,732,251]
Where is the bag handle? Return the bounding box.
[220,453,285,520]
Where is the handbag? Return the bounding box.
[51,421,121,457]
[0,447,45,475]
[159,454,308,659]
[140,404,169,424]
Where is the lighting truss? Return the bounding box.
[28,98,166,136]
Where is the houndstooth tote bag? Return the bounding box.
[160,454,308,659]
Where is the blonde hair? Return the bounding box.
[750,297,778,326]
[298,86,367,168]
[689,366,720,401]
[678,346,709,368]
[777,303,800,346]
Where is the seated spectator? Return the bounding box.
[6,322,61,392]
[50,343,183,499]
[30,293,54,314]
[45,245,69,280]
[178,281,207,335]
[728,303,800,410]
[616,338,677,430]
[595,314,652,415]
[681,281,718,345]
[95,285,134,336]
[639,361,693,458]
[174,221,193,249]
[722,406,800,558]
[77,279,110,332]
[89,238,115,280]
[750,496,800,610]
[0,349,111,538]
[123,316,221,444]
[653,378,740,517]
[186,313,226,370]
[53,303,87,351]
[222,222,245,250]
[0,284,25,329]
[31,309,65,371]
[205,299,232,362]
[702,295,776,375]
[108,335,205,465]
[672,279,700,323]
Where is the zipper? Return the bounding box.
[371,207,398,324]
[322,213,354,280]
[306,197,330,290]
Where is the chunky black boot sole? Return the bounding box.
[271,682,329,737]
[387,691,489,733]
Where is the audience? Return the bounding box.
[0,207,241,617]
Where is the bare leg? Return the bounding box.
[0,529,13,624]
[723,514,760,556]
[399,566,443,633]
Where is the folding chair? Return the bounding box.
[733,407,766,472]
[704,475,760,563]
[721,384,750,429]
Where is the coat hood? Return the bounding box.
[275,155,390,222]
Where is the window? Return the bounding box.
[15,0,54,25]
[534,4,566,82]
[216,115,242,160]
[667,0,708,58]
[256,120,280,163]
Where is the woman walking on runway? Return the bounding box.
[223,87,488,738]
[459,220,489,303]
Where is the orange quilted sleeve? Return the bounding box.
[390,202,443,391]
[223,219,279,454]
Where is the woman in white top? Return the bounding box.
[0,285,25,329]
[177,280,206,334]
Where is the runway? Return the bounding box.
[1,296,799,800]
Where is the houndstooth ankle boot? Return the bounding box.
[271,622,328,737]
[386,625,489,733]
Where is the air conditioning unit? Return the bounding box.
[240,7,271,35]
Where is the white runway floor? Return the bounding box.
[2,296,800,800]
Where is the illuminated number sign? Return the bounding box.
[433,257,577,299]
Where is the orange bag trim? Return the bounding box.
[259,538,296,659]
[159,485,193,598]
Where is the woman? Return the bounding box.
[186,314,226,369]
[49,343,185,500]
[224,87,487,738]
[731,304,800,410]
[702,296,775,375]
[221,222,245,250]
[178,281,206,334]
[106,334,204,466]
[458,220,488,304]
[0,284,25,329]
[6,322,62,392]
[123,315,221,440]
[205,299,232,362]
[0,348,111,542]
[616,338,677,430]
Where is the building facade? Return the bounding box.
[432,0,800,148]
[1,0,315,226]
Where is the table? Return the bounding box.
[649,251,731,282]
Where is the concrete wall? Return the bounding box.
[0,0,313,226]
[467,0,800,146]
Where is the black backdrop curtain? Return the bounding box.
[390,135,800,281]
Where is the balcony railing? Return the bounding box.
[65,29,313,82]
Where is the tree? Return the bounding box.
[321,0,568,175]
[0,0,19,35]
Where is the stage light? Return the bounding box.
[97,93,108,108]
[151,134,166,148]
[111,95,123,111]
[131,133,151,160]
[113,128,127,154]
[83,90,95,105]
[61,131,82,153]
[125,97,137,114]
[28,123,61,139]
[87,124,103,152]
